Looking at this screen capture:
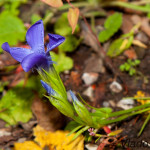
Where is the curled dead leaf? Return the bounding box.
[132,40,147,48]
[68,8,80,34]
[41,0,63,8]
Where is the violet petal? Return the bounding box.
[40,80,55,96]
[10,47,33,62]
[2,42,33,62]
[46,33,65,55]
[21,53,49,72]
[1,42,11,53]
[26,20,44,54]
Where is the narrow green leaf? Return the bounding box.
[109,103,150,118]
[108,129,123,136]
[138,113,150,136]
[72,126,89,141]
[65,121,80,131]
[67,125,84,136]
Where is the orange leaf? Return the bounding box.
[124,49,137,59]
[68,8,79,34]
[103,126,111,134]
[41,0,63,8]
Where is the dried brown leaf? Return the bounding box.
[41,0,63,8]
[68,8,79,33]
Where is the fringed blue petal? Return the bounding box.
[69,90,79,103]
[46,33,65,55]
[26,20,45,54]
[40,80,55,96]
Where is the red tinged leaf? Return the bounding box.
[68,8,79,34]
[103,126,111,134]
[41,0,63,8]
[97,142,106,150]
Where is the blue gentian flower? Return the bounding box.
[69,90,93,125]
[1,20,65,72]
[41,80,75,118]
[41,80,56,96]
[69,90,79,103]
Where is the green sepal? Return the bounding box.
[45,95,75,119]
[39,66,67,100]
[71,93,93,126]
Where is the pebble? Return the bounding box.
[109,81,122,93]
[117,98,135,110]
[85,144,98,150]
[103,101,110,107]
[83,86,94,101]
[109,100,116,107]
[0,130,11,137]
[17,137,27,143]
[82,72,99,86]
[135,32,149,44]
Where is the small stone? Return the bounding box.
[109,81,122,93]
[18,137,27,143]
[85,144,98,150]
[134,46,146,59]
[117,98,135,110]
[135,32,149,44]
[83,86,94,101]
[109,100,116,107]
[0,130,11,137]
[103,101,110,107]
[64,70,70,74]
[82,72,99,86]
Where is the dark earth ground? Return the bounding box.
[1,0,150,149]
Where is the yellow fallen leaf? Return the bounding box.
[33,125,84,150]
[108,129,123,136]
[14,125,84,150]
[13,125,85,150]
[134,91,150,105]
[68,8,80,34]
[14,141,42,150]
[132,40,147,48]
[41,0,63,8]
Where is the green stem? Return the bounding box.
[59,1,150,13]
[131,0,150,5]
[102,1,150,13]
[109,103,150,118]
[72,126,89,140]
[138,113,150,136]
[67,125,84,136]
[100,107,150,125]
[43,12,54,26]
[123,97,150,100]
